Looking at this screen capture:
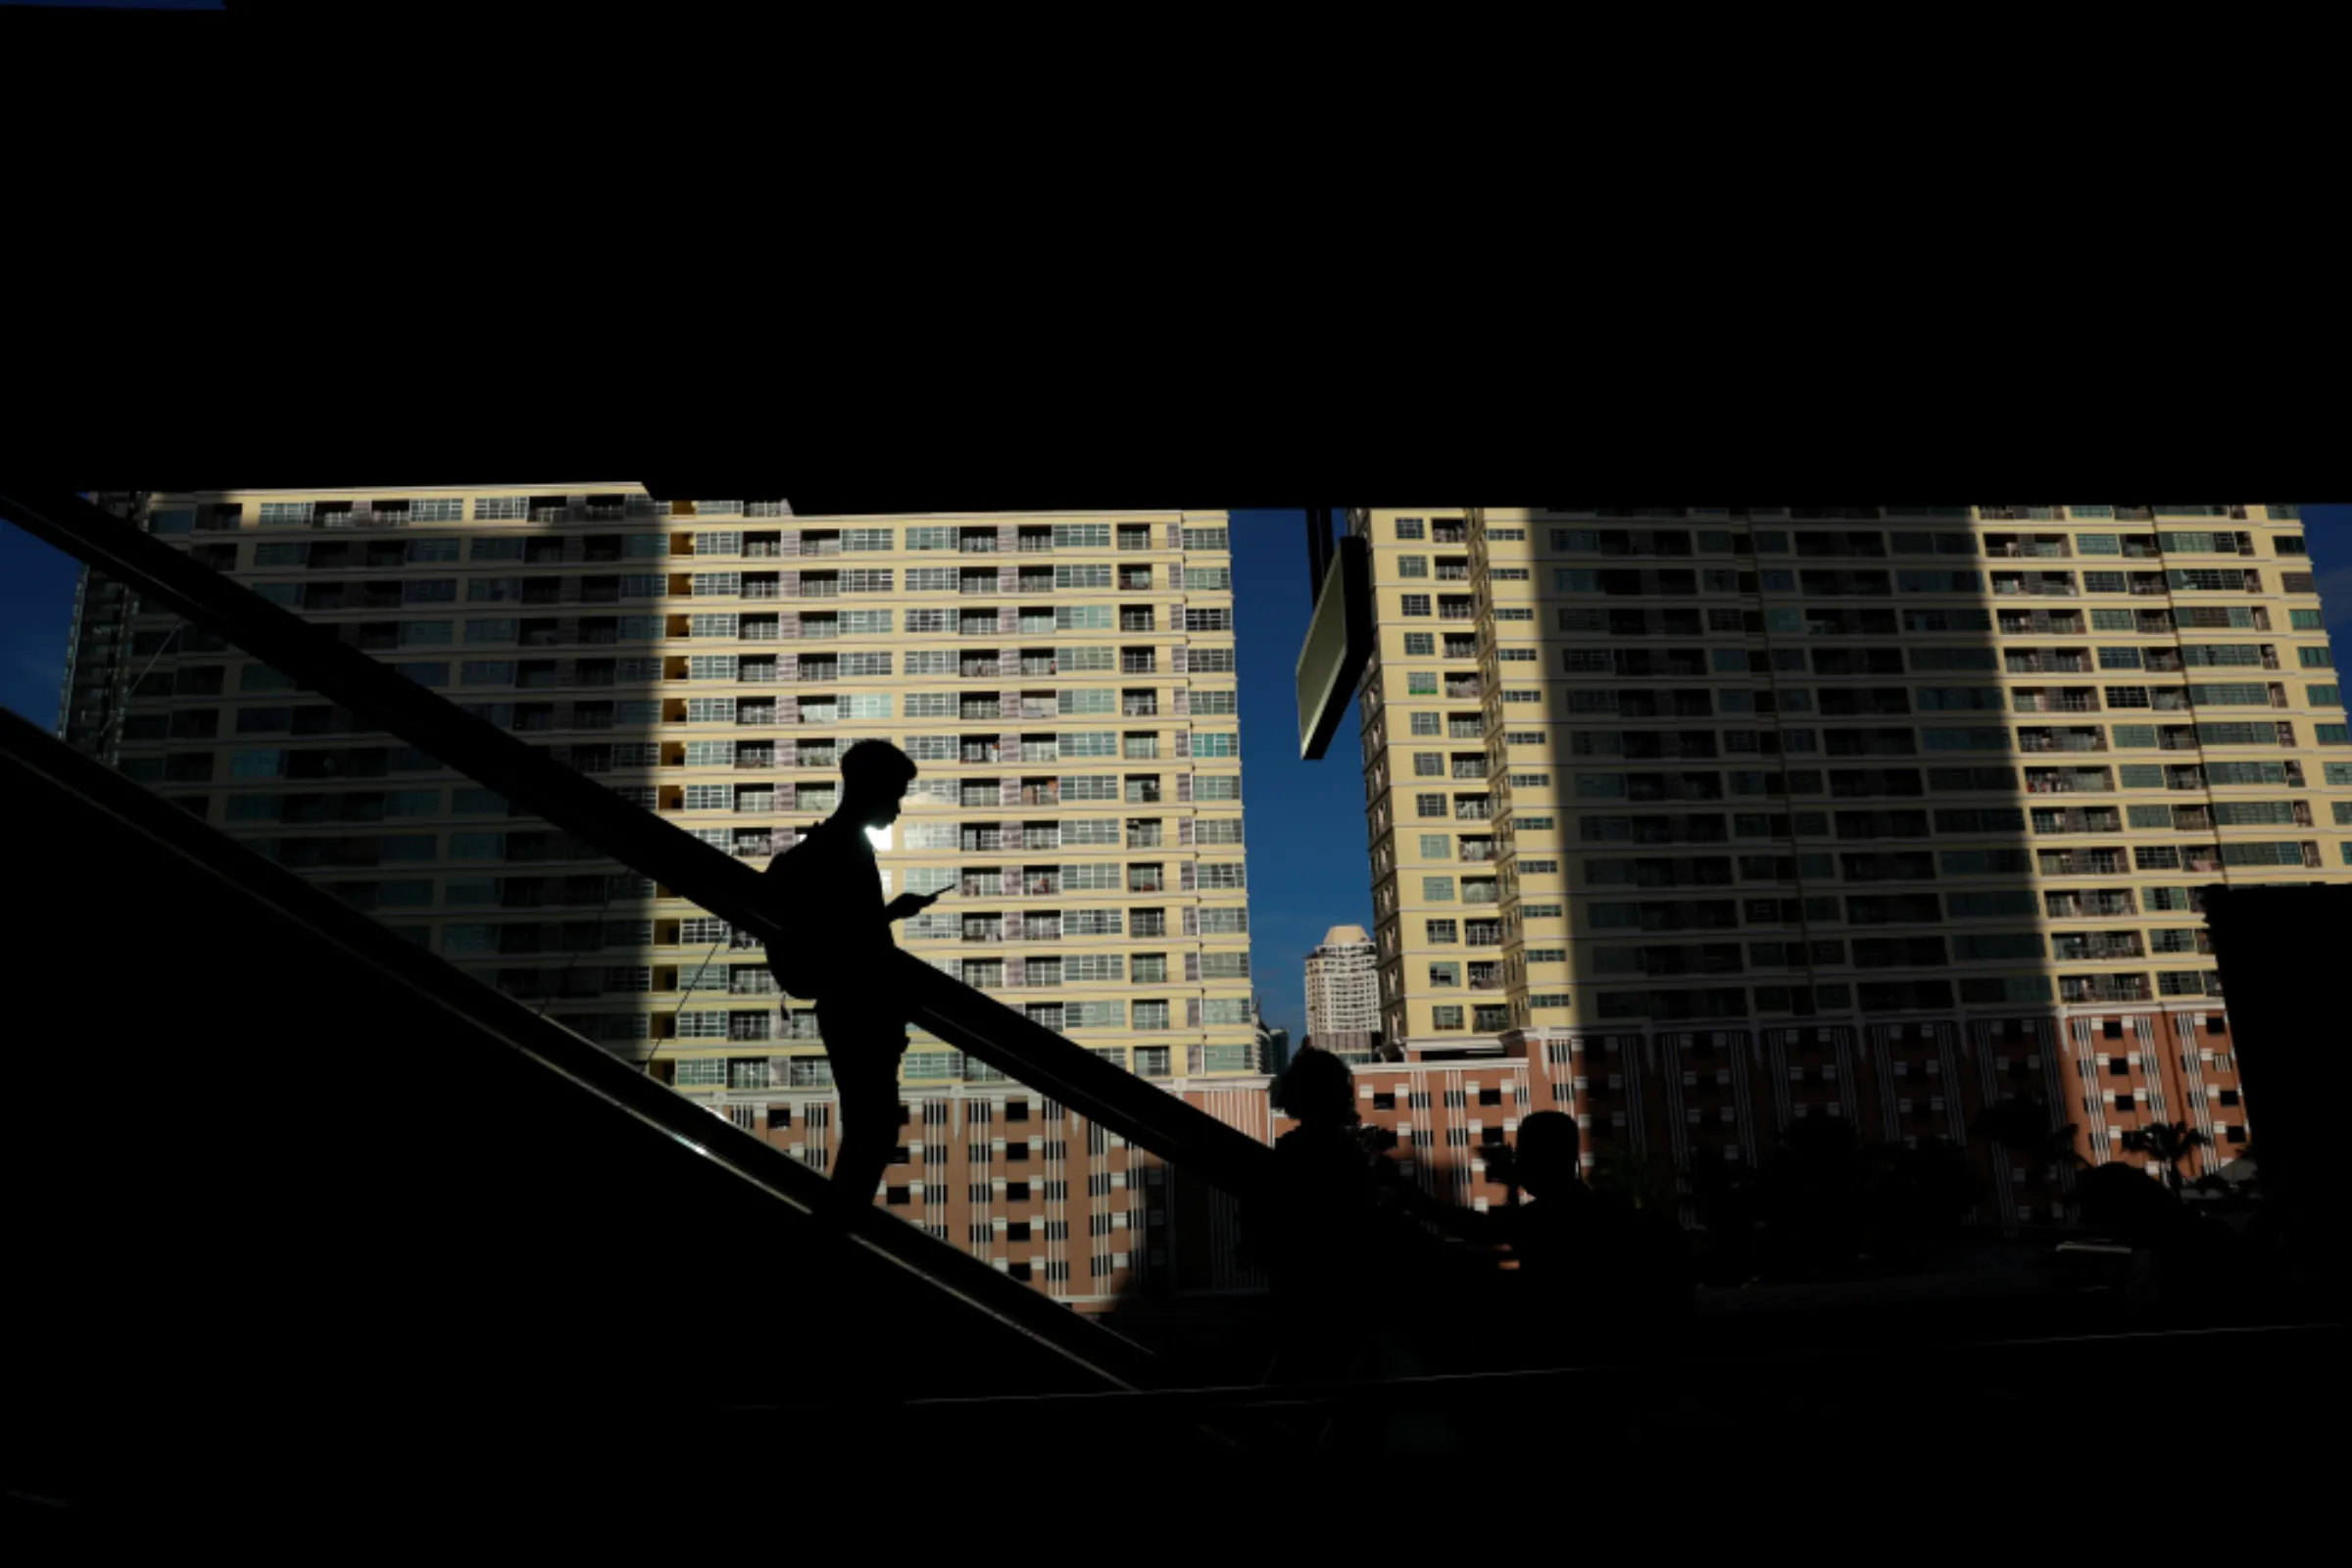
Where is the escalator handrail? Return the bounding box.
[0,703,1180,1394]
[1,487,1274,1203]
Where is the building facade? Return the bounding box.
[1304,922,1382,1061]
[1355,506,2347,1212]
[82,486,1257,1309]
[55,492,153,762]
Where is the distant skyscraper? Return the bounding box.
[1251,992,1291,1076]
[1305,923,1381,1061]
[55,492,152,762]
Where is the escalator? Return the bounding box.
[0,490,1281,1520]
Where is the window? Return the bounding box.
[1400,594,1432,617]
[1184,608,1232,632]
[1433,1005,1465,1030]
[1396,518,1426,540]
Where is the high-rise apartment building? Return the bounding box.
[55,492,153,762]
[80,486,1261,1308]
[1355,506,2346,1212]
[1304,923,1382,1060]
[1251,994,1292,1077]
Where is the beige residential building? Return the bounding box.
[1303,922,1382,1060]
[86,486,1257,1307]
[1354,506,2347,1201]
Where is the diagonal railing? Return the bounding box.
[0,487,1275,1203]
[0,699,1182,1398]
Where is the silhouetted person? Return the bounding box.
[1246,1049,1392,1386]
[762,740,943,1221]
[1244,1050,1467,1453]
[1495,1112,1691,1357]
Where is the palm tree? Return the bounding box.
[1591,1146,1678,1213]
[2121,1120,2212,1195]
[1973,1096,2083,1215]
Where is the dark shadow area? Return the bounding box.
[2,705,1226,1531]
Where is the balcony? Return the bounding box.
[734,750,775,769]
[2060,976,2152,1004]
[2017,731,2106,754]
[2046,898,2135,919]
[741,542,785,559]
[2039,854,2128,876]
[2024,776,2108,795]
[2052,938,2144,962]
[1122,698,1159,718]
[2014,693,2101,714]
[741,582,782,601]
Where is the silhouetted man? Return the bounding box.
[1500,1111,1691,1352]
[762,740,943,1220]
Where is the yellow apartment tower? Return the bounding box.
[82,488,1261,1307]
[1351,506,2347,1205]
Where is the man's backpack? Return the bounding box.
[759,823,834,1001]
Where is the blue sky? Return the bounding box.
[4,505,2340,1040]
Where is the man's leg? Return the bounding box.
[817,1018,906,1221]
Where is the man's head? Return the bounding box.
[1513,1111,1582,1199]
[1273,1048,1357,1129]
[839,740,919,831]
